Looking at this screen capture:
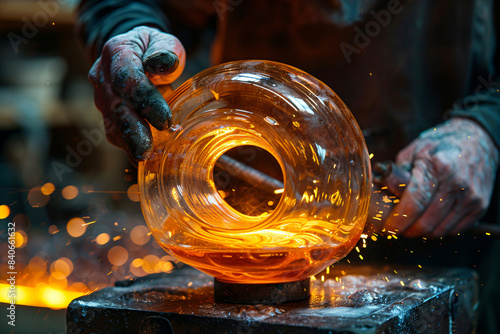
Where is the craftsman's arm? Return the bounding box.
[76,0,171,62]
[76,0,187,162]
[381,3,500,238]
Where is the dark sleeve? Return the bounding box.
[446,2,500,148]
[76,0,170,62]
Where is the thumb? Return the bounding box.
[143,50,179,75]
[142,29,186,85]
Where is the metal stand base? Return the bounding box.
[214,278,310,304]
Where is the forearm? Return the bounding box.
[76,0,170,62]
[447,86,500,150]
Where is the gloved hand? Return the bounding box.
[88,26,185,163]
[383,118,499,238]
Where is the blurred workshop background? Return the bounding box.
[0,1,192,333]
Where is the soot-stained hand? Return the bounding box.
[383,118,499,238]
[88,26,185,163]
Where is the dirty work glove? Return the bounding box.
[383,118,499,238]
[88,26,185,163]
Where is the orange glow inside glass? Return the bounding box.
[139,60,372,284]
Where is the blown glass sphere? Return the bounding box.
[139,60,371,284]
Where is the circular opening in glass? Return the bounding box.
[212,145,284,217]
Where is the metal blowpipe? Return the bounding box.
[215,155,500,238]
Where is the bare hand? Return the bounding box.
[88,26,185,162]
[383,118,499,238]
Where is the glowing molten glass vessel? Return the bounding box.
[139,60,371,284]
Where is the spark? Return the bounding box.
[274,188,284,194]
[83,220,96,226]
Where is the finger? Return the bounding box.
[403,190,456,238]
[100,90,154,161]
[373,161,411,198]
[109,48,172,131]
[91,74,154,161]
[143,50,179,75]
[143,30,186,85]
[383,160,438,234]
[112,102,153,160]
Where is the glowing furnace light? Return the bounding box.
[0,284,86,309]
[127,184,140,202]
[62,185,79,200]
[0,205,10,219]
[41,182,55,195]
[130,225,151,245]
[66,217,87,237]
[41,286,67,309]
[108,246,129,266]
[96,233,110,245]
